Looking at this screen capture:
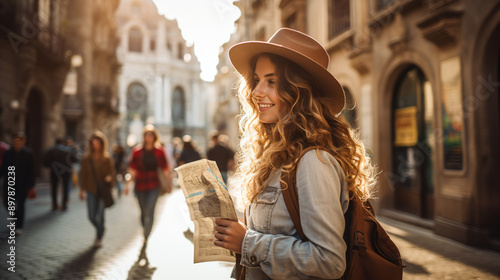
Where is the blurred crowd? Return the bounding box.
[0,126,234,265]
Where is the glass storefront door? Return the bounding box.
[392,66,435,218]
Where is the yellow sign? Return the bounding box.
[394,106,418,146]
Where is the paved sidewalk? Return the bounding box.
[0,184,233,280]
[380,217,500,279]
[0,182,499,279]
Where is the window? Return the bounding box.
[126,82,148,122]
[150,39,156,52]
[328,0,350,40]
[255,27,266,41]
[172,87,185,124]
[284,13,298,30]
[177,42,184,60]
[128,27,143,52]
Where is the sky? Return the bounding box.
[152,0,241,82]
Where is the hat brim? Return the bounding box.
[229,41,345,115]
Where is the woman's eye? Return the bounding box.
[268,80,275,85]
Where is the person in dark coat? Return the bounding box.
[65,136,79,190]
[207,132,235,185]
[43,138,72,211]
[177,135,201,166]
[112,144,125,196]
[0,132,36,235]
[0,136,9,168]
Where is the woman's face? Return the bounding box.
[252,56,286,123]
[91,138,102,151]
[144,132,155,145]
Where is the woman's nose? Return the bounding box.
[252,82,264,98]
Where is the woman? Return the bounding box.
[214,28,377,279]
[79,131,115,247]
[125,124,169,263]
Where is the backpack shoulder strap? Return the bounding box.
[281,146,321,242]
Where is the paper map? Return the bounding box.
[175,159,238,263]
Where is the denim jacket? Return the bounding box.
[240,150,349,279]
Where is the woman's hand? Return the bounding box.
[214,218,247,254]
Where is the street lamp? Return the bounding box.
[71,54,83,68]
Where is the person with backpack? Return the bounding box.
[213,28,382,279]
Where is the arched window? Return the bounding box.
[126,82,148,122]
[128,27,143,53]
[172,87,185,124]
[177,42,184,60]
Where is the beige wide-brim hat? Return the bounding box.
[229,28,345,115]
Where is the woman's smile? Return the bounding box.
[258,103,275,111]
[252,56,285,123]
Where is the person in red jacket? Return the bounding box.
[125,124,169,265]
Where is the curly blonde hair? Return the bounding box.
[234,54,377,205]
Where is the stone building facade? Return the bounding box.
[115,0,208,152]
[0,0,120,178]
[210,38,243,153]
[64,0,121,148]
[227,0,500,249]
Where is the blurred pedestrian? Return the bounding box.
[0,135,9,169]
[112,144,125,196]
[124,124,169,264]
[0,132,36,235]
[171,136,182,166]
[161,140,178,190]
[177,135,201,166]
[65,136,79,190]
[43,138,72,211]
[214,28,377,279]
[207,131,235,185]
[0,135,9,200]
[79,131,115,247]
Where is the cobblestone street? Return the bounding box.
[0,183,499,279]
[0,184,233,280]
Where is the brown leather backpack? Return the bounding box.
[281,147,404,280]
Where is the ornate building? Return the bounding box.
[115,0,208,151]
[0,0,120,178]
[226,0,500,249]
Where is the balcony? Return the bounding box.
[416,9,463,48]
[62,95,84,119]
[92,85,112,105]
[0,3,68,63]
[92,85,119,114]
